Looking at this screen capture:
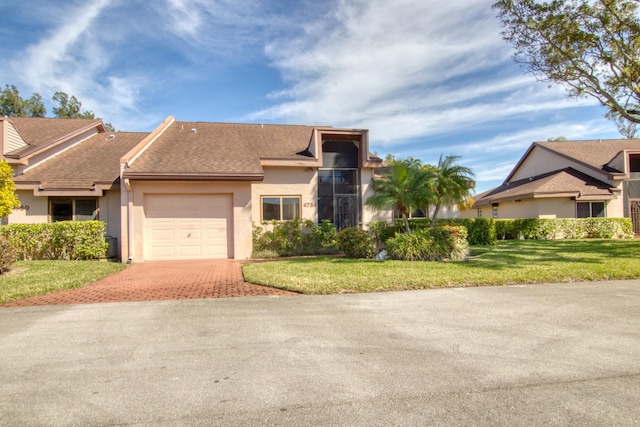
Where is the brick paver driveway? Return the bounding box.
[1,259,298,307]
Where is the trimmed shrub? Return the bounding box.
[0,235,17,274]
[336,227,376,259]
[386,226,468,261]
[0,221,108,260]
[252,219,339,257]
[385,230,434,261]
[368,217,496,247]
[495,218,634,240]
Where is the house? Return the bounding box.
[2,116,388,261]
[1,116,146,246]
[462,138,640,234]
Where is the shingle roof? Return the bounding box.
[535,138,640,173]
[473,168,615,207]
[125,121,319,176]
[14,132,146,188]
[5,117,104,157]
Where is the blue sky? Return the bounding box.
[0,0,625,193]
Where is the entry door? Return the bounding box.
[631,201,640,235]
[335,195,358,231]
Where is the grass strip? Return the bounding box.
[243,239,640,294]
[0,260,126,304]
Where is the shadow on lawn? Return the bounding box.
[259,239,639,272]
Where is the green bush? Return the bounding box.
[252,219,339,257]
[496,218,633,240]
[495,218,634,240]
[0,221,108,260]
[386,226,468,261]
[368,217,496,246]
[0,235,17,274]
[385,230,434,261]
[336,227,376,259]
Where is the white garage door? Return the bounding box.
[144,194,232,261]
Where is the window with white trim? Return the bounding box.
[576,201,605,218]
[261,196,301,221]
[477,208,483,218]
[50,198,98,222]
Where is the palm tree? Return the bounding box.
[429,154,475,227]
[366,159,434,233]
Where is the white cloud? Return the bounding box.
[251,0,609,150]
[8,0,150,126]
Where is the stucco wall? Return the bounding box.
[361,167,392,225]
[462,197,624,219]
[100,190,122,240]
[252,167,317,222]
[8,190,49,223]
[511,147,612,184]
[121,181,252,262]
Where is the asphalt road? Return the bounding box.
[1,280,639,426]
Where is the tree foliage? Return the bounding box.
[0,160,20,218]
[366,159,434,233]
[0,85,46,117]
[428,155,475,227]
[51,91,115,131]
[366,156,475,232]
[493,0,640,130]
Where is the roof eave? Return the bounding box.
[122,172,264,182]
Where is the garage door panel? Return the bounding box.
[149,229,176,241]
[149,246,176,259]
[144,194,232,261]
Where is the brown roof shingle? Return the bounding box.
[535,138,640,173]
[474,168,615,207]
[14,132,147,187]
[5,117,104,157]
[125,121,319,177]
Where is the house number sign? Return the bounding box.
[303,202,317,208]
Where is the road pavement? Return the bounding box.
[1,280,639,426]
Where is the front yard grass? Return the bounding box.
[0,260,126,304]
[243,239,640,294]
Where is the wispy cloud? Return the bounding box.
[7,0,155,128]
[251,0,608,149]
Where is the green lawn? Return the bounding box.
[243,239,640,294]
[0,260,126,304]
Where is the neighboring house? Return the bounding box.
[1,116,387,261]
[462,138,640,234]
[1,117,147,253]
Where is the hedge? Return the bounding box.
[369,217,497,246]
[252,219,339,257]
[0,221,109,260]
[494,218,634,240]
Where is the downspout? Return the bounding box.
[125,178,134,263]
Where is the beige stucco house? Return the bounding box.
[2,116,387,261]
[462,139,640,234]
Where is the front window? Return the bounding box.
[261,196,301,221]
[492,206,498,218]
[477,208,483,218]
[576,201,605,218]
[51,198,98,222]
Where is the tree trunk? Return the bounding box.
[402,213,411,234]
[430,201,442,228]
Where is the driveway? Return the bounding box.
[1,259,298,307]
[1,280,639,425]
